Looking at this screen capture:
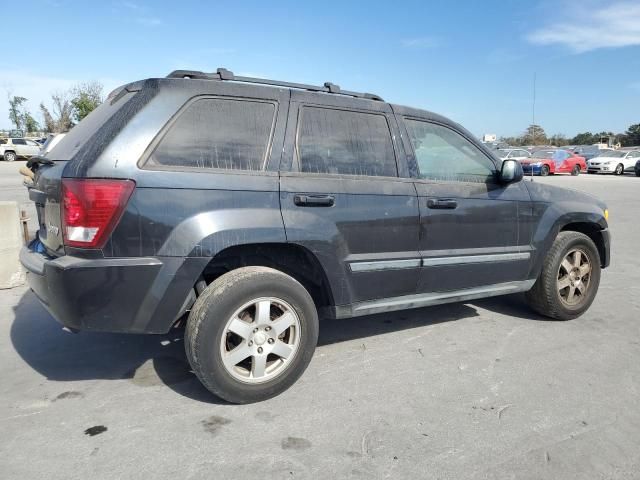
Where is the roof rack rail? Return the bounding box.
[166,68,384,101]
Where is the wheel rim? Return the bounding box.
[542,166,549,176]
[557,248,592,307]
[616,164,623,175]
[219,297,301,384]
[6,152,15,161]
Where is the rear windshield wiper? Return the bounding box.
[26,156,55,171]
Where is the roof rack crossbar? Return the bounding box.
[166,68,384,101]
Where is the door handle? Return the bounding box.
[294,194,335,207]
[427,198,457,209]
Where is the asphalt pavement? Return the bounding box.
[1,162,639,479]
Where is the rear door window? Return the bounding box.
[297,106,397,177]
[12,139,26,145]
[147,97,276,171]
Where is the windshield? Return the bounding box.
[532,150,556,159]
[599,150,626,158]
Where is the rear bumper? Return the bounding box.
[20,246,207,334]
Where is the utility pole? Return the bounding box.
[532,72,537,146]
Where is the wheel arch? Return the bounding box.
[199,242,336,310]
[560,222,608,268]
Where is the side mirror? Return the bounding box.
[500,159,523,184]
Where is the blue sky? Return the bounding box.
[2,0,639,138]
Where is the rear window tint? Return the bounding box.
[147,98,276,171]
[297,107,397,177]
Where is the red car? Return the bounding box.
[520,149,587,176]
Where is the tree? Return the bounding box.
[622,124,640,147]
[23,112,40,133]
[571,132,596,145]
[548,133,569,146]
[8,95,28,130]
[40,92,74,133]
[522,124,547,145]
[70,81,103,122]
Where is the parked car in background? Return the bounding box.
[0,138,41,161]
[587,149,640,175]
[520,149,587,176]
[496,148,531,162]
[39,133,67,157]
[574,145,613,161]
[20,68,610,403]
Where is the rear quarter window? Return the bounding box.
[145,97,276,171]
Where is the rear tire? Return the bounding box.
[540,164,550,177]
[571,165,580,176]
[185,266,319,404]
[4,151,16,162]
[614,163,624,175]
[525,231,601,320]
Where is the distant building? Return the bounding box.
[483,133,497,142]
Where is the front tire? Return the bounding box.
[185,266,319,404]
[525,231,601,320]
[540,164,550,177]
[614,163,624,175]
[4,151,16,162]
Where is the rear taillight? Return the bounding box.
[62,178,135,248]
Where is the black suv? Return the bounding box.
[20,68,611,403]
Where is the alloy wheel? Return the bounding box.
[220,297,301,384]
[557,248,592,307]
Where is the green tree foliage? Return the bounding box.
[571,132,596,145]
[622,124,640,147]
[8,95,28,130]
[23,112,40,133]
[522,124,547,145]
[70,82,103,122]
[7,95,40,132]
[548,133,569,146]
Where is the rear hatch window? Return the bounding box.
[46,91,137,160]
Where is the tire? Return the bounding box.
[540,164,550,177]
[525,231,601,320]
[571,165,580,176]
[614,163,624,175]
[185,266,319,404]
[3,151,16,162]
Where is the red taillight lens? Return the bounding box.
[61,179,135,248]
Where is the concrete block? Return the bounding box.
[0,201,25,289]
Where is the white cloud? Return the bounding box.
[136,17,163,26]
[401,36,441,49]
[0,70,123,129]
[527,1,640,52]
